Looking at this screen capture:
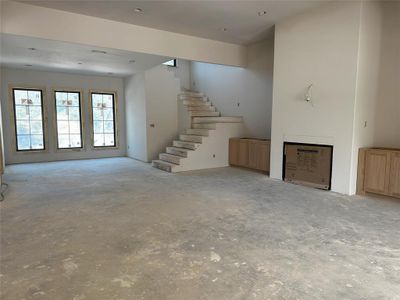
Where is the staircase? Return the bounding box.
[152,91,243,172]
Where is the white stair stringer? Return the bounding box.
[152,122,243,172]
[152,90,244,173]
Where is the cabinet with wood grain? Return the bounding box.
[229,138,270,173]
[357,148,400,199]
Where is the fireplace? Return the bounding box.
[283,142,333,190]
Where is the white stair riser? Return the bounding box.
[190,111,220,117]
[180,135,203,143]
[182,100,210,106]
[173,141,199,150]
[152,160,173,172]
[186,106,216,112]
[179,91,204,97]
[166,147,189,157]
[159,153,181,165]
[193,116,242,124]
[192,123,217,129]
[186,129,209,136]
[179,95,207,101]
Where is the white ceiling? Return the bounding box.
[0,34,172,77]
[15,0,328,45]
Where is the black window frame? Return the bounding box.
[90,92,117,148]
[12,88,46,152]
[54,90,84,150]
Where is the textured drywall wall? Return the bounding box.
[1,68,126,164]
[270,1,362,195]
[373,1,400,148]
[191,39,274,139]
[124,74,148,162]
[1,1,246,67]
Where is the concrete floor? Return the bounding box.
[1,157,399,300]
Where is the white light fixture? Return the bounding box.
[134,8,143,13]
[77,62,83,65]
[24,64,33,67]
[129,59,136,63]
[107,72,114,75]
[28,47,36,51]
[221,28,228,32]
[257,11,267,16]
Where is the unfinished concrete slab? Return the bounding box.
[0,157,399,299]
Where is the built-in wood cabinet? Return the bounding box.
[357,148,400,199]
[229,138,270,173]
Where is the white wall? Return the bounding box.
[373,1,400,148]
[145,65,181,161]
[1,1,246,67]
[125,65,182,162]
[350,1,383,194]
[1,68,126,164]
[124,73,148,162]
[191,39,274,138]
[270,1,362,195]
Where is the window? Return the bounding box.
[54,91,83,149]
[162,59,176,67]
[12,88,45,151]
[90,92,117,148]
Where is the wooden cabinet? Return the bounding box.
[389,152,400,198]
[357,148,400,199]
[229,138,270,173]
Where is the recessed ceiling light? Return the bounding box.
[107,72,114,75]
[222,28,228,32]
[24,64,33,67]
[91,49,107,54]
[77,62,83,65]
[257,11,267,16]
[129,59,136,63]
[134,8,143,13]
[28,47,36,51]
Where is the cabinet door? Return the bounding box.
[364,150,391,195]
[257,141,269,172]
[238,140,249,167]
[389,152,400,198]
[229,139,240,166]
[248,141,257,169]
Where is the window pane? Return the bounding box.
[58,134,70,148]
[68,107,80,120]
[92,94,103,108]
[14,90,28,105]
[70,135,82,148]
[57,106,68,120]
[104,134,115,146]
[13,89,45,151]
[30,121,43,134]
[15,106,29,120]
[68,92,80,106]
[17,135,30,150]
[16,121,30,134]
[29,106,42,120]
[30,135,44,149]
[57,120,69,134]
[93,134,105,147]
[93,121,103,133]
[103,94,113,108]
[91,93,116,148]
[92,108,103,121]
[103,121,114,133]
[103,108,114,120]
[55,91,83,149]
[28,90,42,105]
[69,121,81,134]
